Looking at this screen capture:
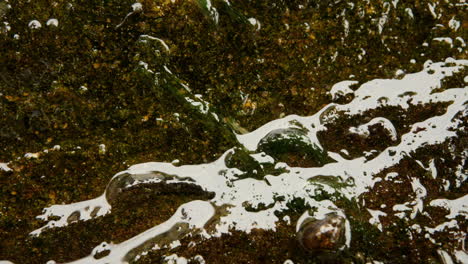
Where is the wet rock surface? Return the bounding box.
[0,0,467,263]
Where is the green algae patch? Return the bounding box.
[257,127,333,167]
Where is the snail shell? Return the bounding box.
[297,213,346,252]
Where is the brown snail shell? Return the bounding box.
[297,213,346,253]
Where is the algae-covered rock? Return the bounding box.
[195,0,220,24]
[224,147,284,180]
[195,0,251,26]
[224,147,264,179]
[105,172,172,202]
[256,128,333,167]
[105,172,208,203]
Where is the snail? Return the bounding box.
[296,213,346,253]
